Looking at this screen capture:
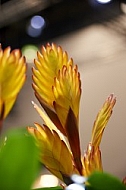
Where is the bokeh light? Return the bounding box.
[66,183,85,190]
[31,15,45,29]
[39,174,59,187]
[27,15,45,37]
[22,44,38,63]
[71,174,87,184]
[95,0,112,4]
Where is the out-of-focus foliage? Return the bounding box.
[87,172,126,190]
[0,128,40,190]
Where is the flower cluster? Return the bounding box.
[1,43,126,190]
[27,43,116,183]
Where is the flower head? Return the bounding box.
[32,43,81,135]
[83,94,116,176]
[28,43,116,184]
[28,122,75,182]
[0,45,26,122]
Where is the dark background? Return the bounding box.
[0,0,123,49]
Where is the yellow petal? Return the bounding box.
[53,64,81,128]
[33,43,70,107]
[27,124,74,182]
[31,101,67,142]
[0,46,26,119]
[83,143,103,176]
[82,95,116,177]
[36,93,66,135]
[91,94,116,149]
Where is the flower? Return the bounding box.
[32,43,81,135]
[28,43,116,184]
[28,119,75,182]
[0,45,26,122]
[83,94,116,176]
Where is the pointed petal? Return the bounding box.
[91,94,116,149]
[27,124,74,182]
[53,64,81,129]
[31,101,58,132]
[83,143,103,176]
[65,108,82,175]
[32,43,70,107]
[31,101,66,142]
[34,92,66,136]
[0,46,26,119]
[82,95,116,176]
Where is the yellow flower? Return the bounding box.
[32,43,81,135]
[28,122,76,182]
[83,94,116,176]
[28,43,116,184]
[0,45,26,121]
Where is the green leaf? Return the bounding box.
[0,128,40,190]
[87,171,126,190]
[34,186,63,190]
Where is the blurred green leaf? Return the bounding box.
[0,128,39,190]
[34,186,63,190]
[87,171,126,190]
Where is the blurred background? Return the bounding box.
[1,0,126,187]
